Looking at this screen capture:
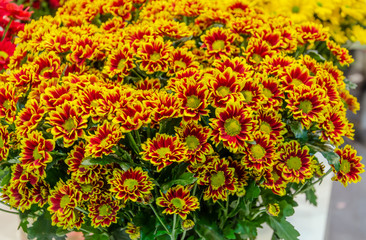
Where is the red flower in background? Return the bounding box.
[0,40,16,69]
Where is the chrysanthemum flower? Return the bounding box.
[7,65,35,91]
[195,9,232,30]
[68,35,104,65]
[33,51,62,81]
[109,167,155,202]
[0,83,19,123]
[260,53,295,77]
[48,180,84,229]
[0,125,10,161]
[210,100,254,152]
[319,104,348,146]
[0,40,16,70]
[267,203,281,217]
[136,78,161,91]
[41,84,76,111]
[261,167,288,196]
[103,43,135,79]
[228,159,249,190]
[201,27,237,60]
[206,68,244,108]
[113,101,151,132]
[213,56,254,78]
[88,194,120,227]
[125,223,141,240]
[276,141,313,183]
[257,74,285,110]
[20,131,55,178]
[168,48,199,76]
[241,132,276,173]
[47,101,88,148]
[176,121,213,164]
[331,145,365,187]
[85,121,123,158]
[32,180,50,208]
[255,108,287,142]
[198,158,237,202]
[295,22,329,44]
[338,88,360,114]
[65,141,86,173]
[156,185,199,220]
[229,16,263,37]
[281,64,314,91]
[15,99,45,137]
[154,19,193,39]
[141,133,188,171]
[240,79,265,110]
[137,36,173,74]
[245,38,275,66]
[286,85,327,129]
[276,0,315,23]
[326,40,354,66]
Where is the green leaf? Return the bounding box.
[244,181,261,201]
[321,151,340,171]
[161,172,197,192]
[306,50,326,62]
[234,220,259,239]
[27,210,66,240]
[279,200,295,217]
[268,217,300,240]
[0,166,11,186]
[223,228,236,239]
[305,187,318,206]
[288,121,308,141]
[85,233,110,240]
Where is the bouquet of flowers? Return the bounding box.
[0,0,364,239]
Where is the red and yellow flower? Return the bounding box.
[103,43,135,79]
[15,99,46,137]
[295,22,329,44]
[0,125,10,161]
[88,194,121,227]
[198,158,237,202]
[326,40,353,66]
[210,100,254,152]
[125,223,141,240]
[141,133,188,172]
[20,131,55,178]
[47,101,88,148]
[319,104,348,146]
[0,83,19,123]
[276,141,314,183]
[331,146,365,187]
[255,108,287,142]
[156,185,199,220]
[109,167,155,202]
[85,121,123,158]
[201,27,237,60]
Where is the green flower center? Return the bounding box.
[317,2,323,7]
[292,6,300,13]
[124,179,139,191]
[211,171,226,188]
[185,135,200,150]
[252,54,262,63]
[217,86,231,97]
[99,204,112,217]
[186,95,200,109]
[263,88,273,98]
[292,79,303,87]
[117,59,126,69]
[0,51,9,60]
[340,160,351,174]
[63,118,76,132]
[150,52,161,61]
[39,66,51,76]
[212,40,225,50]
[250,145,266,159]
[60,195,71,208]
[224,118,241,136]
[171,197,185,210]
[81,184,93,193]
[299,100,313,114]
[157,147,170,157]
[260,122,272,134]
[33,148,42,160]
[287,156,302,170]
[242,91,253,103]
[272,171,280,181]
[175,60,187,69]
[3,100,10,110]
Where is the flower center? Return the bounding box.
[39,66,51,76]
[157,147,170,157]
[299,100,313,114]
[60,195,71,208]
[263,88,273,98]
[185,135,200,150]
[117,59,126,69]
[242,90,253,103]
[99,204,112,217]
[150,52,161,61]
[186,95,200,109]
[33,147,43,160]
[63,118,76,132]
[250,144,266,159]
[211,171,226,188]
[212,40,225,50]
[124,178,139,191]
[0,51,9,60]
[252,54,262,63]
[3,100,10,110]
[217,86,231,97]
[292,79,303,87]
[292,6,300,13]
[286,156,302,170]
[171,197,185,210]
[224,118,241,136]
[272,171,280,181]
[340,160,351,174]
[260,122,272,134]
[81,184,93,193]
[175,60,187,69]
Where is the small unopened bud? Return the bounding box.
[182,219,195,231]
[266,203,280,217]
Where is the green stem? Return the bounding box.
[126,132,140,155]
[147,123,152,139]
[131,68,144,80]
[181,230,187,240]
[1,18,13,41]
[192,182,198,196]
[0,208,18,215]
[171,214,177,240]
[293,168,332,196]
[134,130,141,146]
[228,197,241,218]
[149,204,171,235]
[250,209,265,221]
